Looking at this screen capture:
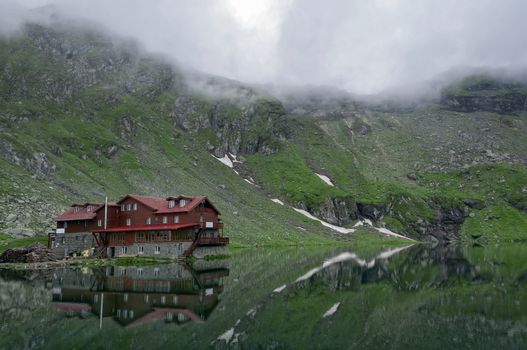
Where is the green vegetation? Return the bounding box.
[0,235,48,253]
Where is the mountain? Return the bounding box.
[1,20,526,244]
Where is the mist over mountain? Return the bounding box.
[3,0,527,95]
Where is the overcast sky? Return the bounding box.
[4,0,527,94]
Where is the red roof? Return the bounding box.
[54,210,97,222]
[118,194,221,215]
[117,195,167,210]
[94,223,199,233]
[126,308,204,328]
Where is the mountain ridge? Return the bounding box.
[1,20,526,244]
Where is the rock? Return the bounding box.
[463,199,485,210]
[407,173,418,181]
[9,228,35,238]
[312,197,358,225]
[0,243,56,263]
[469,213,476,218]
[30,152,56,175]
[106,145,119,157]
[6,213,17,222]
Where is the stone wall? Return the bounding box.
[51,232,96,259]
[108,242,192,258]
[192,246,229,259]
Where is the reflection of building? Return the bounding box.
[49,194,228,259]
[51,263,229,327]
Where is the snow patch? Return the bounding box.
[323,303,341,318]
[217,328,234,342]
[315,173,334,186]
[213,154,233,168]
[246,308,257,318]
[374,227,414,241]
[244,178,255,185]
[229,153,243,163]
[293,208,354,234]
[353,218,414,241]
[271,198,284,205]
[273,284,287,293]
[217,319,241,343]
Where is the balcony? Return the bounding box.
[198,237,229,246]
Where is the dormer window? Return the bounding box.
[168,200,175,208]
[87,205,95,212]
[121,204,125,211]
[179,199,186,207]
[133,203,138,211]
[127,203,132,211]
[73,207,80,213]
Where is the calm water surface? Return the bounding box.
[1,244,526,349]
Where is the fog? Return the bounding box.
[3,0,527,95]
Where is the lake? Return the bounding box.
[1,243,526,349]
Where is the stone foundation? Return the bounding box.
[108,242,192,258]
[51,232,96,259]
[192,246,229,259]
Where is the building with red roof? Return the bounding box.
[49,194,227,259]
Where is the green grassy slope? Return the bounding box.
[1,21,526,245]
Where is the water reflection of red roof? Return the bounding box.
[125,308,204,328]
[51,302,92,313]
[95,223,199,233]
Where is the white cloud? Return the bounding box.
[4,0,527,94]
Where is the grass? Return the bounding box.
[0,235,48,253]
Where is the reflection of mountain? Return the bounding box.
[51,263,229,327]
[296,244,485,292]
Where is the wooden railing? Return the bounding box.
[198,237,229,245]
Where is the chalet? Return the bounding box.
[49,194,228,259]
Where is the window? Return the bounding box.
[172,296,178,304]
[161,296,166,304]
[174,215,179,224]
[73,207,80,213]
[144,294,150,303]
[121,247,128,255]
[154,267,160,277]
[119,267,127,276]
[166,312,173,321]
[133,203,137,211]
[129,310,134,319]
[127,203,132,211]
[138,246,144,254]
[179,199,186,207]
[146,217,151,225]
[206,221,214,228]
[119,232,125,241]
[155,246,161,254]
[162,216,168,224]
[137,268,143,276]
[136,232,145,242]
[168,200,175,208]
[97,219,102,227]
[126,218,131,226]
[64,222,67,228]
[123,293,128,302]
[61,237,65,244]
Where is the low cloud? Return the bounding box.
[3,0,527,94]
